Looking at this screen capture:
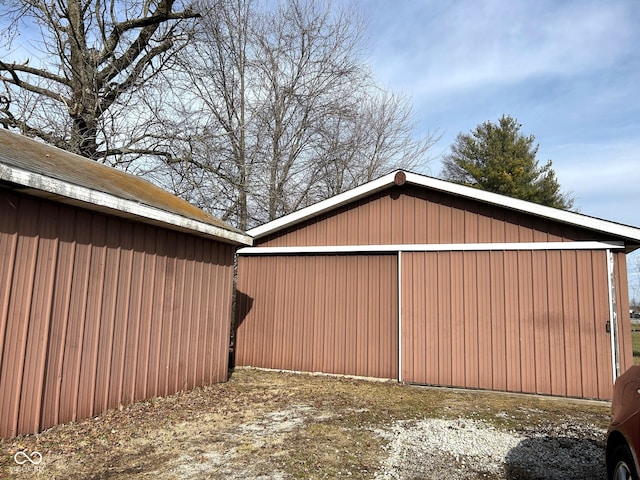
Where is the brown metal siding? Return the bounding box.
[0,190,235,438]
[401,250,620,400]
[235,254,398,379]
[259,186,614,247]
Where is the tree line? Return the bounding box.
[0,0,572,230]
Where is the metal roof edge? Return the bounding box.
[0,163,253,246]
[247,169,640,243]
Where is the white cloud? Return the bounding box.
[366,0,636,97]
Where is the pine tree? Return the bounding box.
[441,115,574,209]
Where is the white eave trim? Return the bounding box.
[237,241,625,255]
[0,163,252,246]
[247,170,640,243]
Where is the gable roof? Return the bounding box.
[0,129,251,246]
[247,170,640,247]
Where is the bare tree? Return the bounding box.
[166,0,435,229]
[0,0,198,165]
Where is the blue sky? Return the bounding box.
[361,0,639,228]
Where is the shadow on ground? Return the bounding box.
[505,435,606,480]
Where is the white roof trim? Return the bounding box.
[247,170,640,243]
[237,241,625,255]
[0,163,253,245]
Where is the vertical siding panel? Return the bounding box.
[325,212,338,245]
[77,214,107,421]
[490,210,506,242]
[368,196,381,244]
[366,256,379,376]
[189,238,205,388]
[323,256,337,373]
[59,209,92,424]
[334,256,347,374]
[313,256,327,371]
[402,194,415,243]
[464,206,478,243]
[413,190,427,243]
[147,229,166,397]
[18,202,59,435]
[170,238,188,390]
[271,256,285,369]
[380,254,397,379]
[289,255,304,372]
[205,245,220,382]
[463,252,479,388]
[400,253,414,382]
[503,251,521,392]
[547,250,566,396]
[0,196,38,437]
[477,214,491,243]
[389,255,399,380]
[134,227,157,400]
[390,190,404,244]
[532,252,551,394]
[108,221,133,409]
[414,253,427,383]
[490,251,507,391]
[591,251,612,398]
[425,197,438,243]
[380,193,392,244]
[301,256,316,372]
[576,251,599,398]
[451,200,465,243]
[93,217,121,414]
[561,251,582,397]
[437,252,452,385]
[476,252,492,389]
[258,256,275,368]
[450,252,465,386]
[518,251,536,393]
[344,256,357,374]
[40,207,76,429]
[158,231,177,396]
[122,224,145,403]
[0,192,19,377]
[439,201,452,244]
[424,253,439,384]
[180,237,196,390]
[354,256,367,374]
[279,256,292,369]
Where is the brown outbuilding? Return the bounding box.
[235,170,640,401]
[0,129,252,438]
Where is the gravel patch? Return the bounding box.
[374,417,607,480]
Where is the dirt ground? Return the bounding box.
[0,368,612,479]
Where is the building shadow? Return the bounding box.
[504,435,606,480]
[228,289,253,374]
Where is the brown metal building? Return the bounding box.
[235,171,640,400]
[0,129,252,438]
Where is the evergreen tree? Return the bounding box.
[441,115,574,209]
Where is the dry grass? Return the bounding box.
[0,368,611,479]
